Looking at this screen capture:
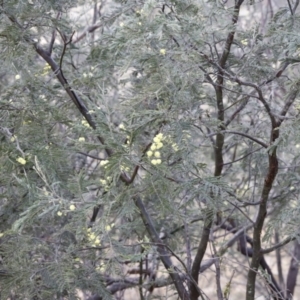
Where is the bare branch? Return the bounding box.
[73,23,102,43]
[134,196,189,300]
[278,86,299,124]
[293,0,300,13]
[190,0,244,298]
[286,241,300,298]
[223,147,264,166]
[208,130,268,148]
[262,61,290,86]
[225,97,248,127]
[48,12,61,55]
[211,241,224,300]
[275,231,285,290]
[225,130,268,148]
[287,0,294,14]
[246,107,280,300]
[261,236,295,254]
[48,29,56,56]
[56,29,75,71]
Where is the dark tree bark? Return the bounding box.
[286,241,300,299]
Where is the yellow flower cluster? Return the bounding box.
[83,72,93,78]
[81,120,91,128]
[241,39,248,46]
[57,210,68,216]
[42,187,49,196]
[160,49,166,55]
[16,157,26,165]
[95,264,106,272]
[56,205,76,217]
[172,143,179,151]
[105,223,114,231]
[166,132,189,152]
[120,164,130,172]
[86,228,101,246]
[100,160,109,169]
[100,176,111,191]
[99,179,107,185]
[41,64,51,76]
[147,133,164,165]
[69,204,76,211]
[78,137,85,142]
[23,120,32,125]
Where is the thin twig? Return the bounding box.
[183,210,192,273]
[225,97,248,127]
[134,196,189,299]
[207,130,268,148]
[261,236,295,254]
[48,12,61,55]
[223,147,263,166]
[73,23,102,43]
[287,0,293,14]
[211,241,224,300]
[56,29,75,71]
[274,231,285,289]
[293,0,300,13]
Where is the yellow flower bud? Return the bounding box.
[151,159,157,165]
[154,151,161,158]
[147,151,153,157]
[16,157,26,165]
[69,204,76,211]
[172,143,179,151]
[156,142,163,149]
[94,238,101,245]
[100,160,109,166]
[100,179,107,185]
[160,49,166,55]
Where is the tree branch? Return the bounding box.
[208,130,268,148]
[134,196,189,300]
[261,236,295,254]
[221,222,285,299]
[223,147,263,166]
[73,23,102,43]
[48,12,61,55]
[286,241,300,298]
[246,122,279,300]
[190,1,244,298]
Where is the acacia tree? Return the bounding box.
[1,0,300,299]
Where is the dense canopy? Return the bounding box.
[1,0,300,299]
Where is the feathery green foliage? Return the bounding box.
[1,0,300,299]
